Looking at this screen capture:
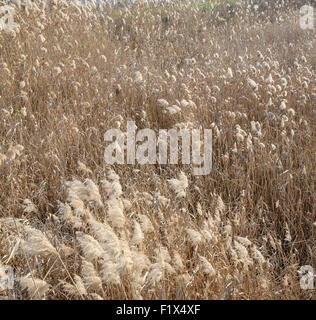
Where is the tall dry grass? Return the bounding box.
[0,0,315,300]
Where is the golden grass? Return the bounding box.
[0,0,315,300]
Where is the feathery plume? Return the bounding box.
[21,226,58,257]
[199,256,216,276]
[185,228,203,247]
[167,171,188,198]
[131,221,144,246]
[19,276,50,299]
[81,259,103,292]
[76,232,104,262]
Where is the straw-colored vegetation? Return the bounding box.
[0,0,315,300]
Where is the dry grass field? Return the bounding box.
[0,0,315,300]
